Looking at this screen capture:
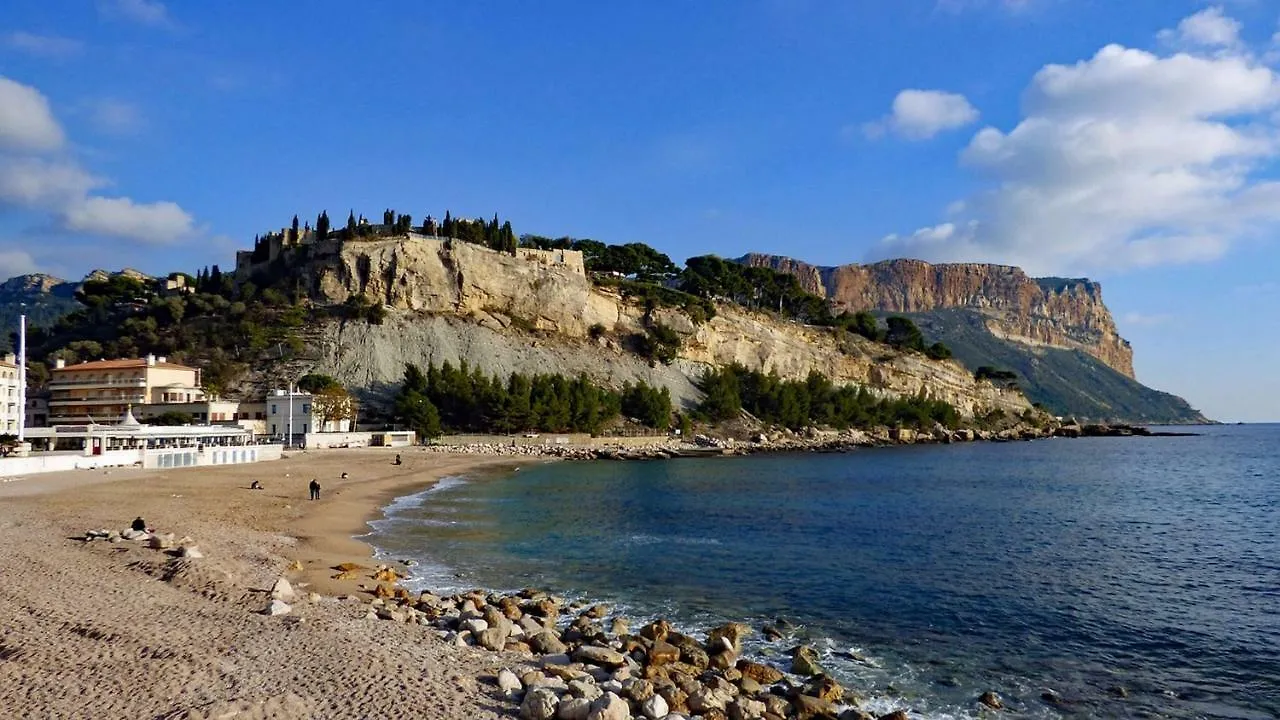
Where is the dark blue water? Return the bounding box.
[368,425,1280,719]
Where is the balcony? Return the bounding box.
[49,395,146,406]
[49,378,147,389]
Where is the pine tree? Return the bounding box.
[383,208,394,226]
[290,214,299,243]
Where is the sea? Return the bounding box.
[365,424,1280,719]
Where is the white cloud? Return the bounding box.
[877,9,1280,275]
[0,157,102,207]
[1158,6,1240,49]
[0,249,39,279]
[4,31,83,59]
[865,89,980,140]
[0,75,197,246]
[0,76,65,152]
[63,197,194,244]
[97,0,173,28]
[90,99,144,135]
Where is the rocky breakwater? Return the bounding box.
[741,254,1135,379]
[361,584,952,720]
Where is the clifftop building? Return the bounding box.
[47,355,204,425]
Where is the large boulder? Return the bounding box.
[530,630,569,655]
[688,687,734,713]
[639,619,673,642]
[587,691,631,720]
[728,696,767,720]
[706,623,752,654]
[497,668,523,697]
[557,697,591,720]
[647,641,681,667]
[736,660,784,685]
[639,694,669,720]
[573,645,627,669]
[477,626,508,651]
[791,645,825,676]
[520,687,560,720]
[791,694,838,720]
[805,675,845,703]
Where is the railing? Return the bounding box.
[49,379,147,389]
[48,396,146,406]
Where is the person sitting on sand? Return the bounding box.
[393,454,402,466]
[340,472,349,479]
[131,517,147,533]
[250,480,263,490]
[309,479,321,501]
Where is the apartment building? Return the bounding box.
[0,354,20,434]
[48,354,204,425]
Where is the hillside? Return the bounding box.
[905,309,1206,423]
[19,231,1033,429]
[740,254,1205,423]
[0,274,81,351]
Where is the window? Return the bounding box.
[270,405,277,414]
[302,404,311,413]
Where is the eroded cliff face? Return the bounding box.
[306,238,1029,417]
[742,254,1136,379]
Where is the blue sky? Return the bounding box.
[2,0,1279,421]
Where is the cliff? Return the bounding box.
[740,254,1135,379]
[298,237,1030,418]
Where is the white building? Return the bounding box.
[265,389,353,444]
[0,354,19,434]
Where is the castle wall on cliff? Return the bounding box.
[741,254,1136,379]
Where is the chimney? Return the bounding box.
[55,358,66,369]
[146,354,156,366]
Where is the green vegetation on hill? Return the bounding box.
[0,275,82,353]
[905,308,1206,423]
[392,361,673,438]
[21,267,314,394]
[697,363,961,431]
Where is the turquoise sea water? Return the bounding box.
[366,425,1280,719]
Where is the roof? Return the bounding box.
[51,358,197,372]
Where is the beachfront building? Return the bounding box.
[0,353,20,434]
[265,389,354,441]
[47,355,204,425]
[18,407,283,471]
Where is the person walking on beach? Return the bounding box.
[309,479,321,501]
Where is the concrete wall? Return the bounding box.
[0,449,142,476]
[0,444,285,476]
[143,443,283,469]
[302,431,415,449]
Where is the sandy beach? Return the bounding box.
[0,447,536,719]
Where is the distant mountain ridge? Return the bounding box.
[739,254,1206,424]
[740,254,1134,378]
[0,269,155,351]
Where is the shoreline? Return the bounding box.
[0,447,540,719]
[284,450,540,597]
